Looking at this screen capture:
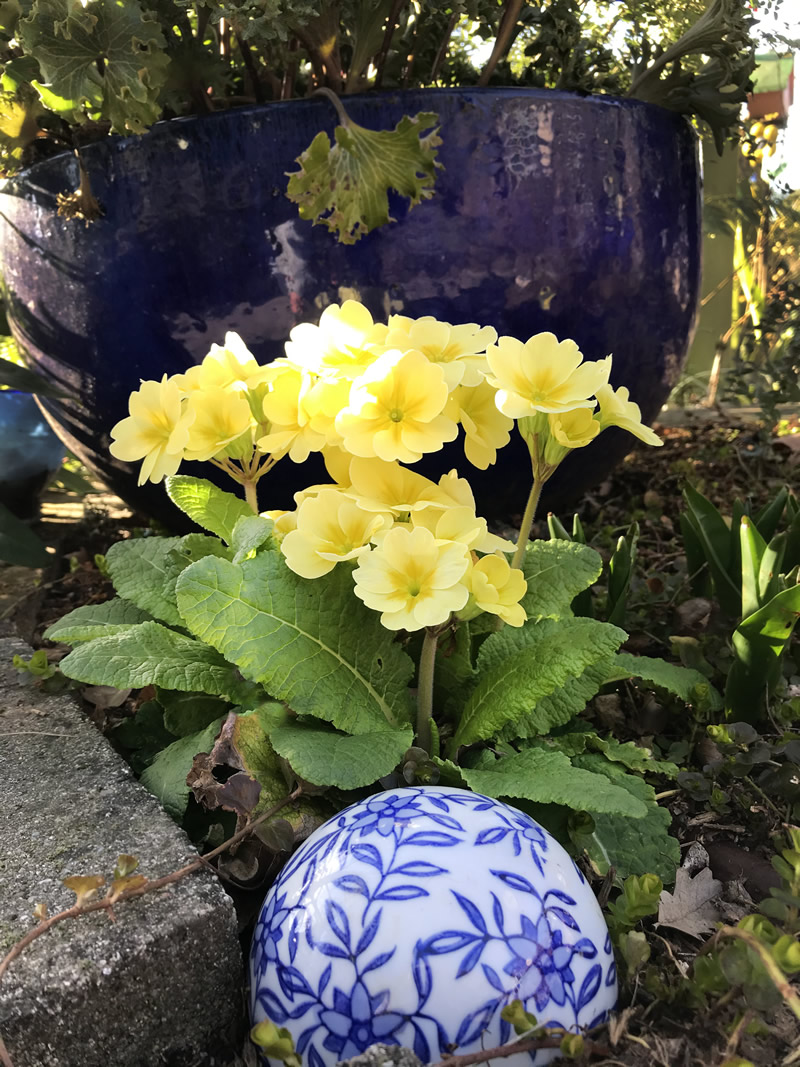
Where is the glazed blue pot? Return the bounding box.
[0,89,700,527]
[0,391,64,518]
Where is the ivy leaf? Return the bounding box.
[175,553,414,732]
[460,748,647,818]
[18,0,169,133]
[521,540,603,620]
[58,620,257,703]
[286,108,442,244]
[43,597,154,643]
[570,754,680,883]
[165,475,253,544]
[140,716,227,820]
[270,722,414,790]
[609,651,722,715]
[453,617,626,748]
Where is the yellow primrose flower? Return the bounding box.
[285,300,384,379]
[353,525,470,631]
[344,457,443,516]
[595,384,663,447]
[463,555,527,627]
[425,469,479,511]
[109,375,194,486]
[281,489,388,579]
[184,388,254,462]
[411,506,513,555]
[541,406,601,468]
[335,349,458,464]
[379,315,497,389]
[173,333,271,395]
[446,381,514,470]
[258,363,327,462]
[263,509,297,541]
[486,333,611,417]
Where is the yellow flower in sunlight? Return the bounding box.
[336,349,457,463]
[184,388,254,462]
[595,384,663,447]
[411,506,513,555]
[541,406,601,469]
[263,509,297,542]
[353,526,470,631]
[258,363,327,462]
[446,381,514,470]
[463,555,527,627]
[285,300,384,379]
[109,375,194,485]
[281,490,388,579]
[486,333,611,417]
[174,333,271,394]
[345,457,442,516]
[379,315,497,389]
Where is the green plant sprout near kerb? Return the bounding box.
[44,303,721,884]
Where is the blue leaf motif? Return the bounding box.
[455,998,499,1046]
[412,1024,431,1063]
[546,906,580,931]
[427,795,451,812]
[456,940,485,977]
[545,889,577,906]
[573,937,599,959]
[413,944,433,1001]
[351,843,383,870]
[490,869,536,895]
[375,884,429,901]
[318,963,332,995]
[325,900,351,947]
[491,892,505,933]
[315,941,350,959]
[423,931,481,955]
[334,875,369,895]
[395,861,448,877]
[296,1025,317,1055]
[475,827,509,846]
[404,831,460,847]
[356,912,381,955]
[288,918,299,963]
[453,892,488,933]
[277,965,313,999]
[482,964,506,994]
[285,1002,317,1020]
[605,960,617,987]
[577,963,602,1012]
[258,990,289,1023]
[362,949,396,974]
[424,812,464,831]
[308,1045,326,1067]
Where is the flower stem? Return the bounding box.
[243,479,259,514]
[512,473,544,572]
[416,627,439,755]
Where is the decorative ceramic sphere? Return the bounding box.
[250,787,617,1066]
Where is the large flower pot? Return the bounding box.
[0,89,701,527]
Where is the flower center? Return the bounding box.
[389,408,404,422]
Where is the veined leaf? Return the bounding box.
[453,617,625,747]
[727,583,800,721]
[231,514,275,563]
[140,716,226,820]
[286,107,442,244]
[175,553,414,732]
[270,722,413,789]
[59,620,256,703]
[608,651,722,714]
[165,475,253,544]
[521,540,603,620]
[43,597,154,643]
[497,657,612,742]
[461,748,647,817]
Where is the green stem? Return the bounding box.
[243,479,259,514]
[416,627,439,755]
[511,474,544,572]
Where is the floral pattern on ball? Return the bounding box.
[250,788,616,1067]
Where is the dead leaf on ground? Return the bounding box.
[657,866,722,938]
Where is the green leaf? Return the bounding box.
[740,516,767,619]
[757,533,786,609]
[286,108,442,244]
[58,621,256,703]
[436,620,475,718]
[609,651,722,714]
[270,722,413,789]
[43,597,154,643]
[569,754,679,883]
[140,716,226,820]
[682,484,741,616]
[520,540,603,620]
[0,501,50,567]
[165,475,253,544]
[497,657,612,742]
[586,735,678,777]
[726,583,800,721]
[753,486,788,544]
[607,522,638,627]
[18,0,169,133]
[453,617,625,748]
[0,354,74,397]
[111,699,175,773]
[175,553,414,732]
[461,748,647,817]
[231,514,275,564]
[156,688,230,738]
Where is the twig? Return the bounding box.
[478,0,525,87]
[0,787,302,985]
[374,0,405,89]
[430,10,459,83]
[431,1032,610,1067]
[236,33,265,103]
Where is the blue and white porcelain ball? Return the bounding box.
[250,787,617,1066]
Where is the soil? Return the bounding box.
[2,412,799,1067]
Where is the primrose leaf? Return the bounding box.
[43,597,154,643]
[175,553,414,733]
[270,722,414,790]
[521,540,603,620]
[156,688,230,738]
[453,617,625,747]
[498,657,612,743]
[18,0,169,133]
[570,754,680,883]
[460,748,647,817]
[58,620,256,703]
[166,475,253,544]
[609,651,722,714]
[140,716,226,820]
[231,514,275,564]
[286,109,442,244]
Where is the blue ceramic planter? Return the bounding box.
[0,391,64,517]
[0,89,700,526]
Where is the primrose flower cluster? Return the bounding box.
[109,300,661,633]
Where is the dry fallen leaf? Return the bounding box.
[657,866,721,938]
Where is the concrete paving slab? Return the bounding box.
[0,635,242,1067]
